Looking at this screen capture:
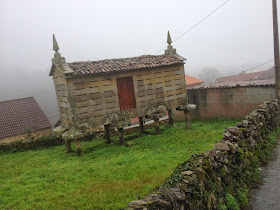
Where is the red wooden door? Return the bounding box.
[116,77,136,110]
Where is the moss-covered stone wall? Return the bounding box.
[128,99,280,209]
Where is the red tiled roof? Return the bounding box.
[0,97,51,139]
[185,75,204,86]
[257,67,275,80]
[215,71,264,83]
[67,54,184,75]
[189,79,275,89]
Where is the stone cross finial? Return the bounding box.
[167,31,172,45]
[53,34,59,53]
[165,31,176,55]
[50,34,73,74]
[52,34,66,65]
[165,31,186,61]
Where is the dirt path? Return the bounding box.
[249,139,280,210]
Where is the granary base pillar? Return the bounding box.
[184,110,191,129]
[74,139,82,156]
[154,119,160,135]
[167,109,174,126]
[65,139,73,153]
[104,124,112,144]
[138,117,145,134]
[118,128,124,145]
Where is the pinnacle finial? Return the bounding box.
[53,34,59,53]
[167,31,172,45]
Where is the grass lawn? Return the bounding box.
[0,119,240,209]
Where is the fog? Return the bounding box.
[0,0,277,125]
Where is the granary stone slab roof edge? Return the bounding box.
[49,33,186,77]
[57,54,185,78]
[49,63,74,76]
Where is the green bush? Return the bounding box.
[0,135,64,153]
[236,187,249,209]
[225,193,240,210]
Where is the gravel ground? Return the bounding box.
[249,139,280,210]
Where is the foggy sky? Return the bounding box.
[0,0,277,125]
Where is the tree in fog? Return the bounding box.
[198,67,221,84]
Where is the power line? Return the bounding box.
[243,59,274,73]
[155,0,231,55]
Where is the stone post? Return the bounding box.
[74,139,82,156]
[167,109,174,126]
[176,104,196,129]
[154,118,160,134]
[65,139,73,153]
[104,124,111,144]
[184,110,191,129]
[118,128,124,145]
[138,117,145,134]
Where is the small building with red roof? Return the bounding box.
[0,97,51,143]
[185,75,204,87]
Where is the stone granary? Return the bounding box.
[50,32,189,155]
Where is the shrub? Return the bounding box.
[0,136,64,153]
[225,193,239,210]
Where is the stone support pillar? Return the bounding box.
[184,110,191,129]
[138,117,145,134]
[154,119,160,134]
[74,139,82,156]
[65,139,73,153]
[118,128,124,145]
[104,124,111,144]
[167,109,174,126]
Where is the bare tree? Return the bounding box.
[22,123,37,140]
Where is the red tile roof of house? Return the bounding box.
[185,75,204,86]
[0,97,51,139]
[189,79,275,89]
[67,54,184,76]
[257,67,275,80]
[215,71,264,83]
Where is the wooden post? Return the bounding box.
[118,128,124,145]
[65,139,73,153]
[154,118,160,134]
[104,124,111,144]
[167,109,174,126]
[273,0,280,98]
[74,139,82,156]
[184,110,191,129]
[138,117,145,134]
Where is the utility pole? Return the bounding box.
[273,0,280,98]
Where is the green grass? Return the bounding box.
[0,119,240,209]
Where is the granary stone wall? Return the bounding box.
[187,85,275,119]
[0,128,51,144]
[59,64,186,128]
[53,67,73,128]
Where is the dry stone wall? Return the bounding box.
[128,99,280,209]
